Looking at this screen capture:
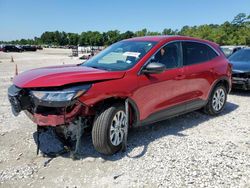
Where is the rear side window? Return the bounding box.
[182,42,218,66]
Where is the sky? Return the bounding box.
[0,0,249,41]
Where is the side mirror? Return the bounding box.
[141,62,166,74]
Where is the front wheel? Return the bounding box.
[204,84,227,115]
[92,104,127,155]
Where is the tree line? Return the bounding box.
[1,13,250,46]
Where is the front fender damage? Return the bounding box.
[8,84,95,158]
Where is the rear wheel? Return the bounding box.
[204,84,227,115]
[92,104,127,155]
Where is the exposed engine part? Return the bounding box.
[71,117,88,159]
[57,121,79,141]
[53,117,89,159]
[65,122,79,141]
[54,117,88,141]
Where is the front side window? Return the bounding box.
[153,42,181,69]
[83,41,156,71]
[182,42,218,66]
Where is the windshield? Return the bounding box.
[229,49,250,62]
[82,41,156,71]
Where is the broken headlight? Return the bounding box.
[31,85,91,102]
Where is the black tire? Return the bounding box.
[92,104,125,155]
[204,84,227,115]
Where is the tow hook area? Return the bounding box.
[36,117,89,159]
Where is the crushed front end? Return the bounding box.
[8,84,93,157]
[8,84,92,125]
[232,72,250,90]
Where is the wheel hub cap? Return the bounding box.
[212,88,225,111]
[110,111,127,146]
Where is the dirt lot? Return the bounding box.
[0,49,250,188]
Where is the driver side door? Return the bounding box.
[133,41,187,124]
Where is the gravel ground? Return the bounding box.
[0,49,249,188]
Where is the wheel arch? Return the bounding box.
[92,96,140,127]
[208,77,230,100]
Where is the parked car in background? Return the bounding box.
[221,45,245,57]
[79,53,92,60]
[8,36,231,155]
[2,45,23,52]
[229,48,250,90]
[35,45,43,50]
[21,45,37,51]
[0,44,5,51]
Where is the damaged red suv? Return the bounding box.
[8,36,232,155]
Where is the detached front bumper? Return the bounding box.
[232,77,250,90]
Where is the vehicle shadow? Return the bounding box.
[33,101,238,161]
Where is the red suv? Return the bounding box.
[8,36,232,155]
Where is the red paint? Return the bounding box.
[30,103,84,126]
[13,65,125,88]
[13,36,231,126]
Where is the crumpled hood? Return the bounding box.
[230,61,250,73]
[13,64,126,88]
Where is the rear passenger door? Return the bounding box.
[181,41,219,103]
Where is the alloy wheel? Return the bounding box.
[212,88,226,112]
[110,111,127,146]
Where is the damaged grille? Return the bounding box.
[35,104,79,116]
[232,72,250,78]
[36,106,65,115]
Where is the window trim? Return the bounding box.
[138,40,220,75]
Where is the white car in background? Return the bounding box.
[221,45,247,57]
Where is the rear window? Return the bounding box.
[182,42,218,66]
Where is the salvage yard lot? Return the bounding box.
[0,49,250,187]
